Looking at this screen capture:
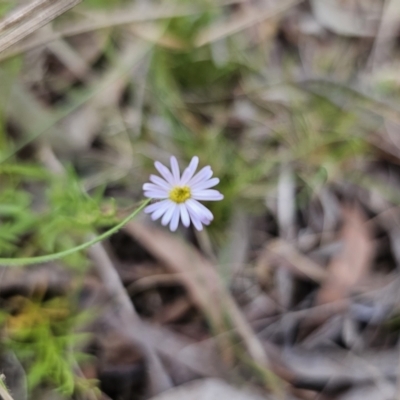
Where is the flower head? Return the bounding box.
[143,156,223,231]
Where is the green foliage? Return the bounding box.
[33,169,117,267]
[0,165,41,257]
[83,0,125,9]
[0,0,386,396]
[0,1,13,17]
[1,297,93,396]
[0,160,118,394]
[0,190,36,256]
[0,160,148,396]
[0,163,50,180]
[0,162,117,265]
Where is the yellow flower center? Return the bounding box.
[169,186,191,203]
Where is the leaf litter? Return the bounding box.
[3,0,400,399]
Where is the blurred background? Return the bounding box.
[1,0,400,399]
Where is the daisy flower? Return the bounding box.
[143,156,223,231]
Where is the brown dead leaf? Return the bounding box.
[317,205,375,305]
[256,239,327,286]
[310,0,383,37]
[283,346,399,392]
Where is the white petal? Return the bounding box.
[192,189,223,201]
[187,208,203,231]
[169,206,181,231]
[188,166,213,187]
[161,203,177,226]
[186,199,214,220]
[144,190,169,199]
[144,200,169,214]
[170,156,180,184]
[180,156,199,185]
[155,161,174,185]
[150,175,171,190]
[143,183,168,194]
[186,199,214,222]
[202,217,211,225]
[151,200,173,221]
[179,204,190,227]
[191,177,220,191]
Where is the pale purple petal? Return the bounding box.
[144,200,169,214]
[161,203,177,226]
[191,177,220,191]
[144,190,169,199]
[150,175,171,190]
[155,161,174,185]
[180,156,199,185]
[144,156,223,231]
[170,156,180,184]
[188,166,213,187]
[186,199,214,222]
[192,190,223,201]
[143,183,168,194]
[169,206,181,231]
[151,200,173,221]
[179,204,190,227]
[187,208,203,231]
[190,199,214,221]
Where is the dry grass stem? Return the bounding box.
[0,0,82,53]
[125,223,273,372]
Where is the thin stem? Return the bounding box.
[0,199,150,267]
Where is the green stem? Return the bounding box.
[0,199,150,267]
